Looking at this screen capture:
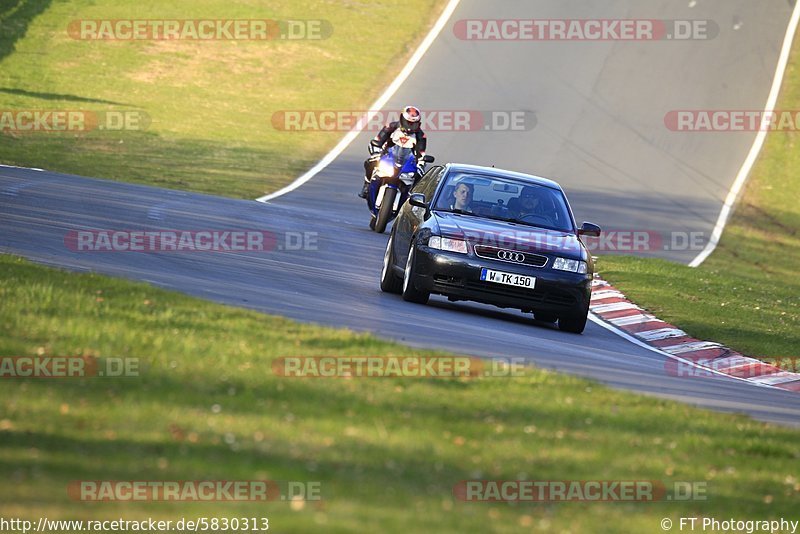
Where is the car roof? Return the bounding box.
[443,163,564,191]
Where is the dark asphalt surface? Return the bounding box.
[2,0,799,425]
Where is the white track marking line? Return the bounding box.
[255,0,462,203]
[661,341,724,355]
[590,289,626,300]
[751,372,800,386]
[591,283,797,390]
[636,328,687,342]
[607,313,658,326]
[591,302,642,314]
[0,164,43,171]
[588,313,775,387]
[711,355,765,371]
[689,2,800,267]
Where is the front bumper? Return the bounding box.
[412,245,591,315]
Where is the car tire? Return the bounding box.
[534,313,558,323]
[558,307,588,334]
[401,243,430,304]
[380,233,402,294]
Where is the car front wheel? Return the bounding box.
[401,243,430,304]
[558,305,589,334]
[380,233,402,294]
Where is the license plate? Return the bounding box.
[480,268,536,289]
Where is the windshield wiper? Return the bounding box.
[445,209,566,231]
[449,210,531,226]
[481,214,519,224]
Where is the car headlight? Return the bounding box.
[553,257,587,274]
[428,236,468,254]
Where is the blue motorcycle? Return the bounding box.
[366,145,434,233]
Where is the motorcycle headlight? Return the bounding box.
[428,236,468,254]
[552,257,587,274]
[377,160,394,176]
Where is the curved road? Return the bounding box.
[1,0,799,425]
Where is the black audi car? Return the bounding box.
[379,163,601,333]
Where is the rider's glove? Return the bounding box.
[368,141,382,155]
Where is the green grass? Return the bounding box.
[0,0,443,198]
[598,38,800,362]
[1,253,800,532]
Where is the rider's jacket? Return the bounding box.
[370,121,427,157]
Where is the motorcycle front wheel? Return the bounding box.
[374,187,396,234]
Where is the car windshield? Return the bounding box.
[434,172,574,232]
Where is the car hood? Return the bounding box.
[433,212,586,259]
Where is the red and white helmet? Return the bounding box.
[400,105,421,132]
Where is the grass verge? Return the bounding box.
[0,0,443,198]
[1,253,799,532]
[598,38,800,361]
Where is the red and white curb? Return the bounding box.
[590,278,800,393]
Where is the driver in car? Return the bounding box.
[448,182,473,211]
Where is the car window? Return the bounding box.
[412,165,443,199]
[433,172,574,232]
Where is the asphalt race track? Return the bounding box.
[2,0,799,425]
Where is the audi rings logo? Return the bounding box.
[497,250,525,263]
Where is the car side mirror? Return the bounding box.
[577,222,601,237]
[422,155,435,163]
[409,193,429,209]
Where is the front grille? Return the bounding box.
[473,245,548,268]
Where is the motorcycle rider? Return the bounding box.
[358,105,428,198]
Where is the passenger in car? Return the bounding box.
[510,186,550,220]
